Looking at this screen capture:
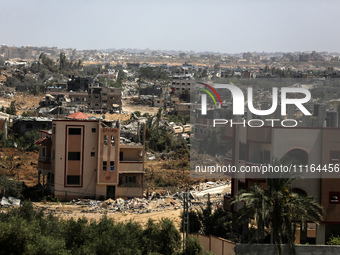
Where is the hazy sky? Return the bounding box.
[1,0,340,53]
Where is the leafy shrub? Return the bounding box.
[328,235,340,245]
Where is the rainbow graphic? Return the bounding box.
[197,82,223,107]
[197,82,222,115]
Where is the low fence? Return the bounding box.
[236,244,340,255]
[193,234,236,255]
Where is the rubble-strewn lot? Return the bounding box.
[122,96,160,115]
[1,181,230,229]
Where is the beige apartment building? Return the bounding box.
[36,113,144,200]
[193,112,340,244]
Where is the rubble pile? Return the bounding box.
[0,196,21,207]
[61,181,231,214]
[69,196,182,214]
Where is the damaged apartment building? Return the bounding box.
[35,112,144,200]
[88,84,122,113]
[41,76,122,113]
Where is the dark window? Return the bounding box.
[91,152,95,157]
[67,175,80,185]
[52,150,55,160]
[68,128,81,135]
[103,161,107,171]
[286,149,308,165]
[125,176,136,183]
[53,127,56,134]
[110,161,114,171]
[330,193,340,203]
[331,151,340,162]
[51,174,54,185]
[42,147,46,157]
[263,150,270,163]
[92,128,96,133]
[68,152,80,161]
[104,135,108,146]
[120,151,124,161]
[239,143,247,161]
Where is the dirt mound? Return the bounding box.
[0,148,38,187]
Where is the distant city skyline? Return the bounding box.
[2,0,340,54]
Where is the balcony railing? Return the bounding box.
[119,161,143,172]
[38,156,51,163]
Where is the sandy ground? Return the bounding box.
[0,93,41,115]
[0,148,39,187]
[122,97,159,115]
[87,113,132,121]
[33,202,183,227]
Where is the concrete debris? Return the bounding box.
[1,196,21,206]
[148,155,156,160]
[61,181,231,214]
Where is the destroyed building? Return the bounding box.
[88,85,122,113]
[67,76,93,91]
[140,85,163,97]
[36,112,144,200]
[13,117,52,137]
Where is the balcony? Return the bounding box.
[119,161,144,173]
[38,161,51,173]
[38,156,51,163]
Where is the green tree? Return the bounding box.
[181,236,204,255]
[0,175,24,198]
[232,175,323,255]
[6,100,19,115]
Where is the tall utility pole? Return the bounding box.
[182,192,190,250]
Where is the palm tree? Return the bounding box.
[232,184,269,243]
[232,176,323,255]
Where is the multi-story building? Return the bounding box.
[193,104,340,244]
[175,103,191,116]
[194,123,340,245]
[172,77,193,96]
[67,76,93,92]
[36,112,144,200]
[88,85,122,112]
